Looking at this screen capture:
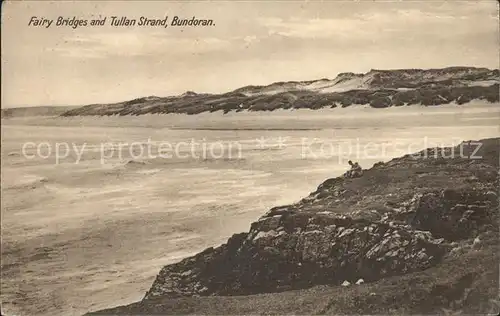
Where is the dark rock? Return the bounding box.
[370,96,392,108]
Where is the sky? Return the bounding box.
[1,0,499,108]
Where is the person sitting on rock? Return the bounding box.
[345,160,363,178]
[344,160,355,178]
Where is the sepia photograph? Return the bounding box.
[1,0,499,315]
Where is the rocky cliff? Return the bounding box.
[63,67,499,116]
[88,137,499,315]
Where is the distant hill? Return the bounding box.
[60,66,499,116]
[1,106,80,118]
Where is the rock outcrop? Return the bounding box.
[88,138,499,315]
[144,212,447,299]
[61,67,499,116]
